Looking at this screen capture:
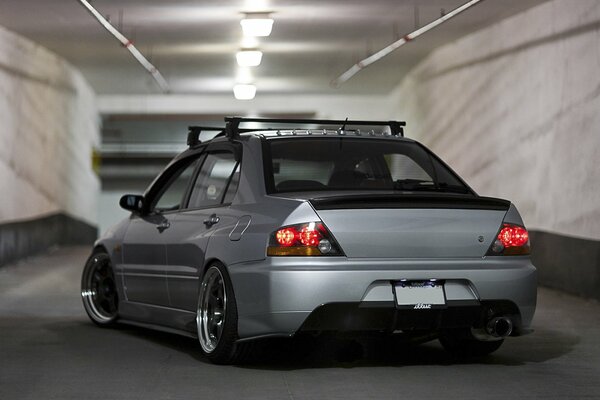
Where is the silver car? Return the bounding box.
[81,117,536,364]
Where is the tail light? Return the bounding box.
[487,223,530,256]
[267,222,344,256]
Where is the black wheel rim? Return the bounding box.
[82,255,118,322]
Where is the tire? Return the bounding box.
[197,262,245,364]
[439,329,504,358]
[81,251,119,326]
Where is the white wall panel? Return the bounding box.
[389,0,600,240]
[0,25,100,226]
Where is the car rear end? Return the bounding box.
[230,133,536,346]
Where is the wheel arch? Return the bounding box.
[202,257,227,276]
[92,244,109,255]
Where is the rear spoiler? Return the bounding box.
[309,194,510,211]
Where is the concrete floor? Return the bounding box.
[1,247,599,400]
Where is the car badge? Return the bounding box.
[414,303,432,309]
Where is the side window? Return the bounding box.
[188,152,239,209]
[223,162,240,204]
[152,157,200,212]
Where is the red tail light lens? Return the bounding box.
[268,222,343,256]
[488,223,530,256]
[276,228,297,246]
[498,225,529,248]
[299,226,321,246]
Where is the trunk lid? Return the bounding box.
[309,194,509,258]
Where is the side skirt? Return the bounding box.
[118,319,198,339]
[118,300,197,336]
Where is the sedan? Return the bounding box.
[81,117,536,364]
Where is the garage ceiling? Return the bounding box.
[0,0,549,96]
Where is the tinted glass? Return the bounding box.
[188,152,238,208]
[223,163,240,204]
[153,158,200,212]
[267,138,469,194]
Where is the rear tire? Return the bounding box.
[197,262,245,364]
[81,251,119,326]
[439,329,504,358]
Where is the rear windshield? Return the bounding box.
[265,138,471,194]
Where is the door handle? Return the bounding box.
[204,214,220,228]
[156,221,170,232]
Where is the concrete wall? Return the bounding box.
[0,25,100,265]
[389,0,600,299]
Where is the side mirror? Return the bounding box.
[119,194,145,213]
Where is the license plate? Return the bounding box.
[394,280,446,309]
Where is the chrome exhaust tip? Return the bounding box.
[486,317,513,338]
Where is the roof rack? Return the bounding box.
[187,126,225,147]
[223,116,406,138]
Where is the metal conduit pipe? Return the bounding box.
[77,0,170,93]
[330,0,485,88]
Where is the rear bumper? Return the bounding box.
[228,256,537,340]
[298,300,529,336]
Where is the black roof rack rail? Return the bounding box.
[187,126,225,147]
[224,117,242,141]
[223,116,406,137]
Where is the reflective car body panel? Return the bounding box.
[229,255,536,338]
[121,214,170,306]
[315,208,506,258]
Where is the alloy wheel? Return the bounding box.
[81,253,118,324]
[197,266,227,353]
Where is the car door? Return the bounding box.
[121,154,202,307]
[165,144,241,311]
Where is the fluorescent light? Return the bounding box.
[236,50,263,67]
[244,0,270,11]
[233,84,256,100]
[240,17,274,37]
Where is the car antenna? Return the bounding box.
[340,117,349,131]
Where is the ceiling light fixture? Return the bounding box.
[233,84,257,100]
[236,49,263,67]
[240,13,274,37]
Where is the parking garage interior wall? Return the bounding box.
[0,25,100,266]
[389,0,600,300]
